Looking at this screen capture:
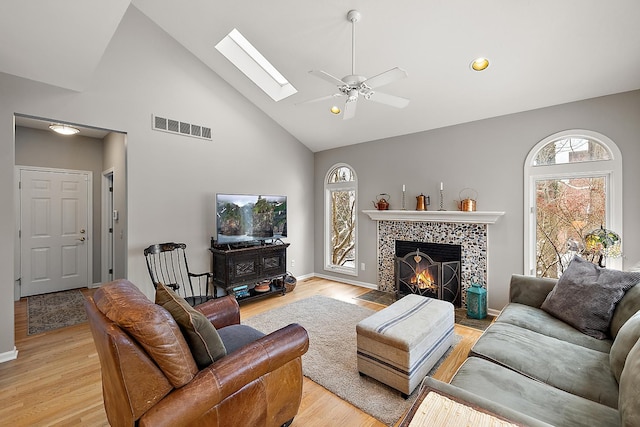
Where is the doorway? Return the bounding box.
[13,114,128,300]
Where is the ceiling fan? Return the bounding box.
[300,10,410,120]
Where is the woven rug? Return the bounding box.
[356,290,495,331]
[27,289,88,335]
[243,295,460,426]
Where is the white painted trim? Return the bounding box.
[101,169,114,284]
[0,347,18,363]
[313,272,377,289]
[362,210,505,224]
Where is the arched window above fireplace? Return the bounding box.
[524,130,622,278]
[324,163,357,276]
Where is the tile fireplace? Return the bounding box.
[364,210,504,308]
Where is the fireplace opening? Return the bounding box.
[395,241,461,307]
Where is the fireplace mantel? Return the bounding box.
[362,210,505,224]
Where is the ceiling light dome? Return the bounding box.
[49,123,80,135]
[470,57,490,72]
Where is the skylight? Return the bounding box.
[215,28,297,102]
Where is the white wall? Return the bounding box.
[314,90,640,312]
[0,5,314,358]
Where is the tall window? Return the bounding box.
[325,164,357,276]
[524,130,622,277]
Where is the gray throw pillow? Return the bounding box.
[541,256,640,339]
[610,311,640,383]
[156,282,227,368]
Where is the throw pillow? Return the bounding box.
[156,282,227,368]
[541,256,640,339]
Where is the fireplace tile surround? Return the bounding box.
[363,210,505,308]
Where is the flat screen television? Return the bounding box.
[215,193,287,245]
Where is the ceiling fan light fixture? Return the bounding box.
[470,57,490,72]
[49,123,80,135]
[330,106,341,115]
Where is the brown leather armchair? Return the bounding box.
[85,279,309,427]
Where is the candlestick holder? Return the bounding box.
[438,189,445,211]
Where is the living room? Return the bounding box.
[1,2,640,425]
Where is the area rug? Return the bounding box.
[27,289,88,335]
[243,295,460,426]
[356,290,495,331]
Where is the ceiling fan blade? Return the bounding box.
[367,91,410,109]
[295,93,343,106]
[364,67,408,89]
[343,96,358,120]
[309,70,346,87]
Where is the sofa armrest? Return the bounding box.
[416,377,554,427]
[139,323,309,426]
[509,274,557,308]
[195,295,240,328]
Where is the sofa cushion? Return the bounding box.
[470,322,619,408]
[218,324,266,354]
[610,310,640,383]
[450,357,620,427]
[541,256,640,339]
[94,279,198,388]
[610,283,640,339]
[496,303,612,353]
[155,283,227,368]
[619,338,640,427]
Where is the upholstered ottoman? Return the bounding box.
[357,294,454,396]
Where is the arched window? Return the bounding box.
[524,130,622,277]
[324,163,357,276]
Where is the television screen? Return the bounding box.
[215,194,287,245]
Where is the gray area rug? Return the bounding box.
[27,289,88,335]
[243,295,460,426]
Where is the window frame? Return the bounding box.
[524,130,623,275]
[324,163,358,276]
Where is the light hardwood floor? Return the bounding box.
[0,277,481,426]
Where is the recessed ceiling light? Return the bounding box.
[49,124,80,135]
[215,28,297,102]
[470,57,490,72]
[330,106,341,115]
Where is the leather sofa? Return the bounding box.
[424,274,640,427]
[85,279,309,427]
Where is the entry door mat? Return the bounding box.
[356,290,495,331]
[27,289,88,335]
[244,295,461,426]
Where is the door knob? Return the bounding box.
[77,237,86,242]
[80,229,86,234]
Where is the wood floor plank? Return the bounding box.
[0,278,481,426]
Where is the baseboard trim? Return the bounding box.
[0,347,18,364]
[312,273,377,290]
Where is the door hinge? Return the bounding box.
[109,228,113,233]
[18,181,21,189]
[109,186,113,192]
[18,229,21,238]
[109,268,113,274]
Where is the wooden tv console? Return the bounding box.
[209,242,289,302]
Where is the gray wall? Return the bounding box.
[15,126,104,284]
[314,90,640,312]
[0,5,314,358]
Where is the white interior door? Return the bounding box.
[20,168,91,297]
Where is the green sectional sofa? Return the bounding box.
[425,272,640,427]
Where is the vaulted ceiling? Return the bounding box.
[2,1,640,152]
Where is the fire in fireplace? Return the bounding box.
[395,241,462,307]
